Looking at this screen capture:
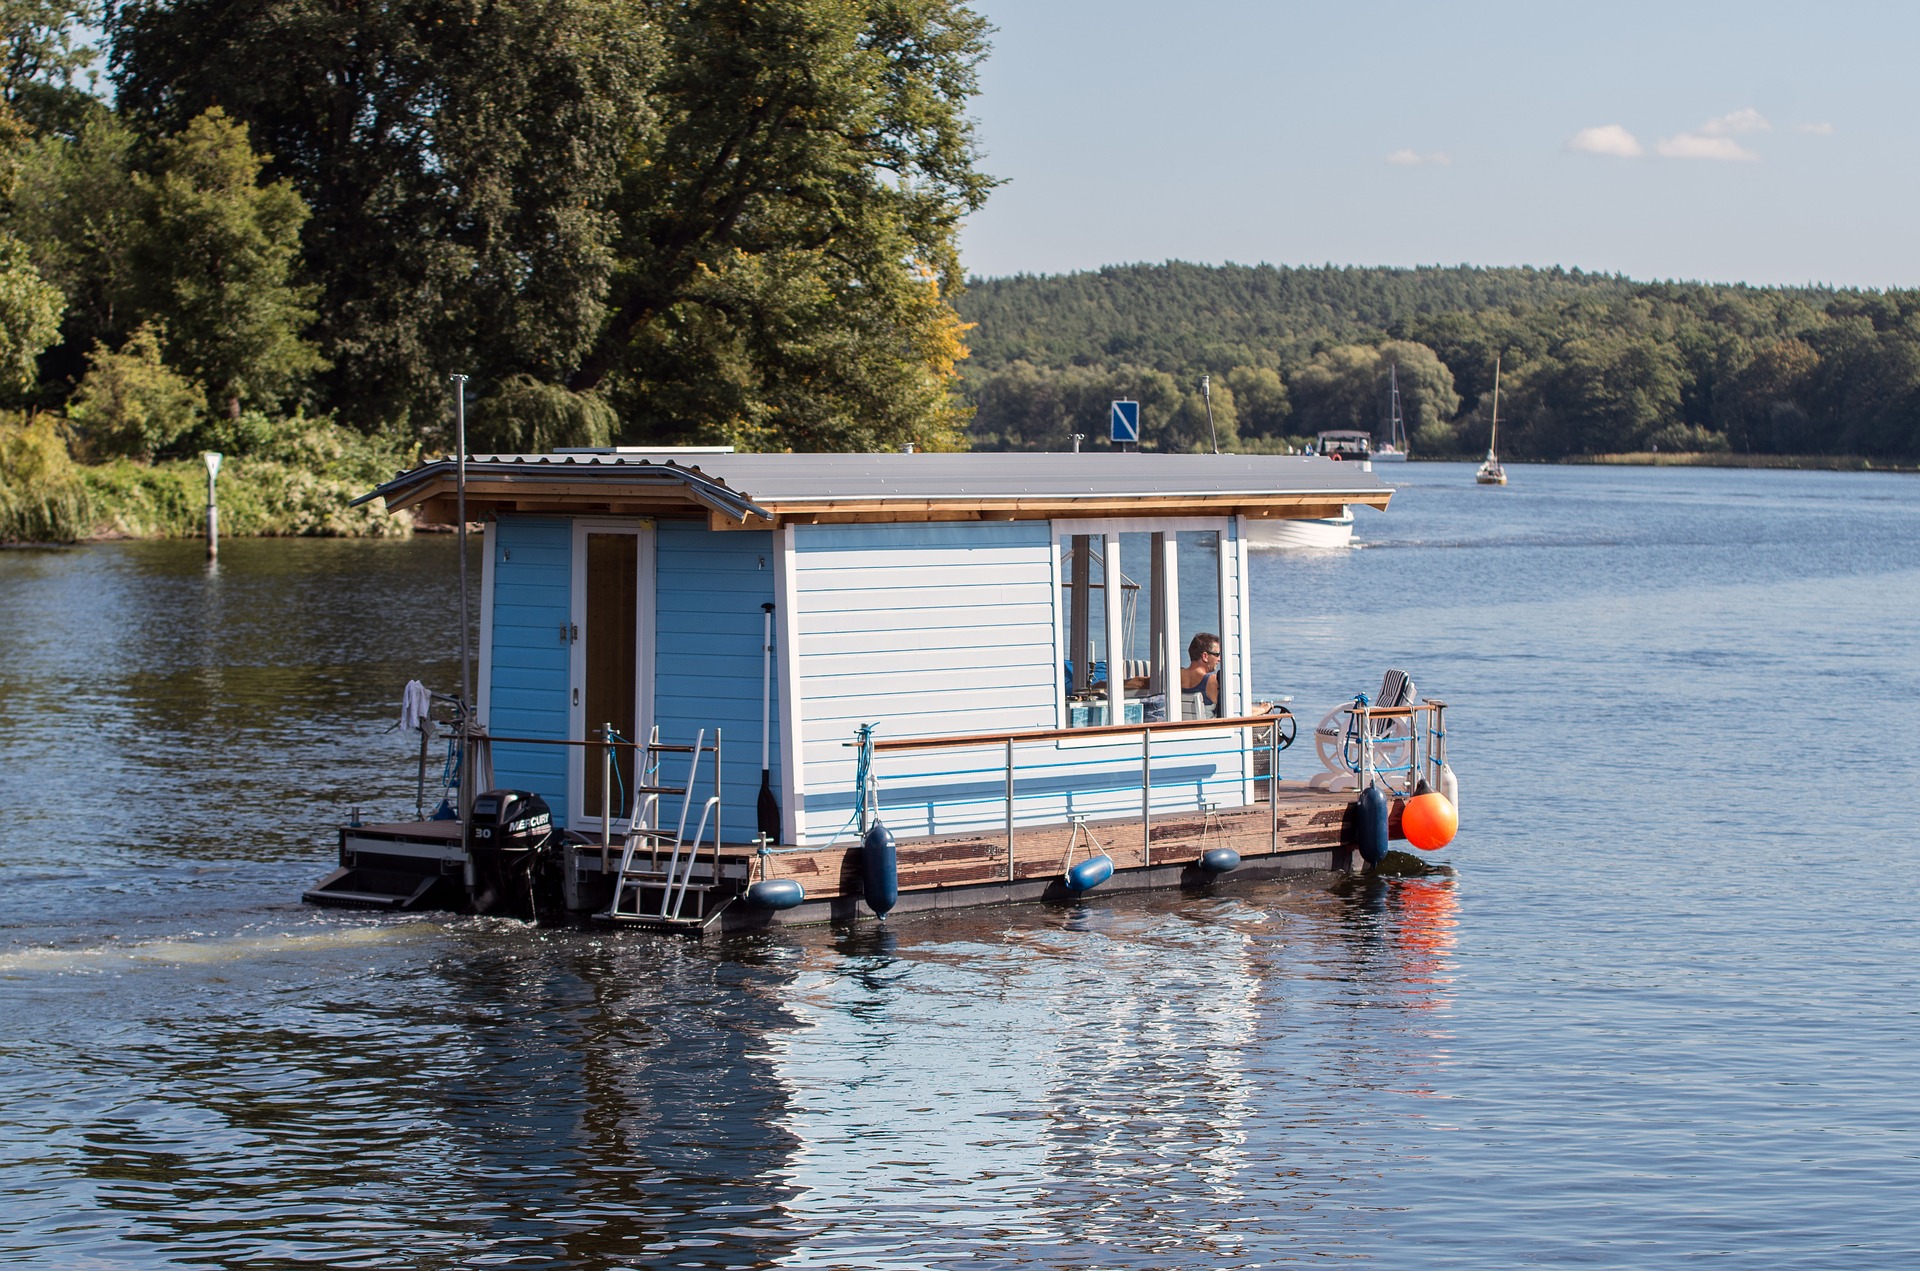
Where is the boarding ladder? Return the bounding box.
[600,728,730,932]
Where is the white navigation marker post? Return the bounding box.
[201,450,222,561]
[1110,400,1139,450]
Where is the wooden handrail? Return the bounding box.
[861,711,1285,753]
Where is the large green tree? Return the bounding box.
[6,107,143,380]
[1287,340,1459,445]
[109,0,992,448]
[580,0,993,450]
[110,0,653,428]
[133,107,322,417]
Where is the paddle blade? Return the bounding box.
[757,769,780,838]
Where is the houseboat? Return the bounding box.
[303,450,1456,931]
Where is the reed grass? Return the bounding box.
[1,413,417,543]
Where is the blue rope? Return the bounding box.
[604,727,631,820]
[814,724,879,850]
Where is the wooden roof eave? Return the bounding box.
[706,488,1392,529]
[363,465,773,528]
[366,463,1391,529]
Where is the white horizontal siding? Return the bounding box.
[792,521,1058,842]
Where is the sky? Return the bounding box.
[957,1,1920,289]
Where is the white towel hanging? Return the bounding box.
[400,680,433,734]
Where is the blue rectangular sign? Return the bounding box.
[1110,400,1140,443]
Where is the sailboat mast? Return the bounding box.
[1388,363,1405,449]
[1489,355,1502,455]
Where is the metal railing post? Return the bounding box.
[1004,737,1015,883]
[1268,721,1278,855]
[1141,727,1152,867]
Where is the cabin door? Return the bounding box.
[568,522,655,833]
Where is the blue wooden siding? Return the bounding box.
[486,517,573,823]
[791,521,1059,841]
[653,522,778,841]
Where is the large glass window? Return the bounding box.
[1059,525,1224,728]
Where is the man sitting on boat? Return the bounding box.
[1181,632,1224,717]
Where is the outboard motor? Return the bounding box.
[465,790,556,919]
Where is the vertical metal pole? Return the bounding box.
[1269,722,1278,855]
[712,728,722,895]
[1004,737,1015,882]
[450,375,473,824]
[451,374,471,720]
[601,724,613,872]
[1103,532,1124,728]
[1141,727,1152,867]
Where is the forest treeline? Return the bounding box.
[0,0,992,490]
[955,262,1920,460]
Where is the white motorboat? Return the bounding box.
[1245,505,1356,549]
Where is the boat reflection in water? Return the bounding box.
[756,877,1463,1265]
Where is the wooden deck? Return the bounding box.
[745,780,1396,906]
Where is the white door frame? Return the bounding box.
[568,519,656,833]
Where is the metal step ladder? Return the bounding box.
[600,728,729,932]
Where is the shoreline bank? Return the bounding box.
[1414,452,1914,473]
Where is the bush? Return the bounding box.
[0,412,94,542]
[183,408,280,458]
[1646,422,1732,454]
[66,324,205,460]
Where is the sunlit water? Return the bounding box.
[2,464,1917,1268]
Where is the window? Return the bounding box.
[1058,523,1225,729]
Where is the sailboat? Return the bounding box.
[1476,355,1508,485]
[1374,363,1410,461]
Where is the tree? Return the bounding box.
[0,226,60,396]
[0,95,61,400]
[576,0,995,452]
[132,107,322,417]
[5,107,143,389]
[1224,365,1289,438]
[110,0,655,428]
[0,0,97,135]
[65,320,202,458]
[1287,341,1458,443]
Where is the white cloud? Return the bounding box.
[1652,108,1767,160]
[1386,148,1451,166]
[1796,121,1835,135]
[1701,107,1771,136]
[1654,132,1758,160]
[1567,124,1643,158]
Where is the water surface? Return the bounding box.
[2,463,1917,1268]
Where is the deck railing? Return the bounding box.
[833,713,1291,873]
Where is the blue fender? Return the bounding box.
[1356,784,1390,866]
[1064,853,1114,892]
[745,878,805,910]
[1200,847,1241,874]
[861,822,898,916]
